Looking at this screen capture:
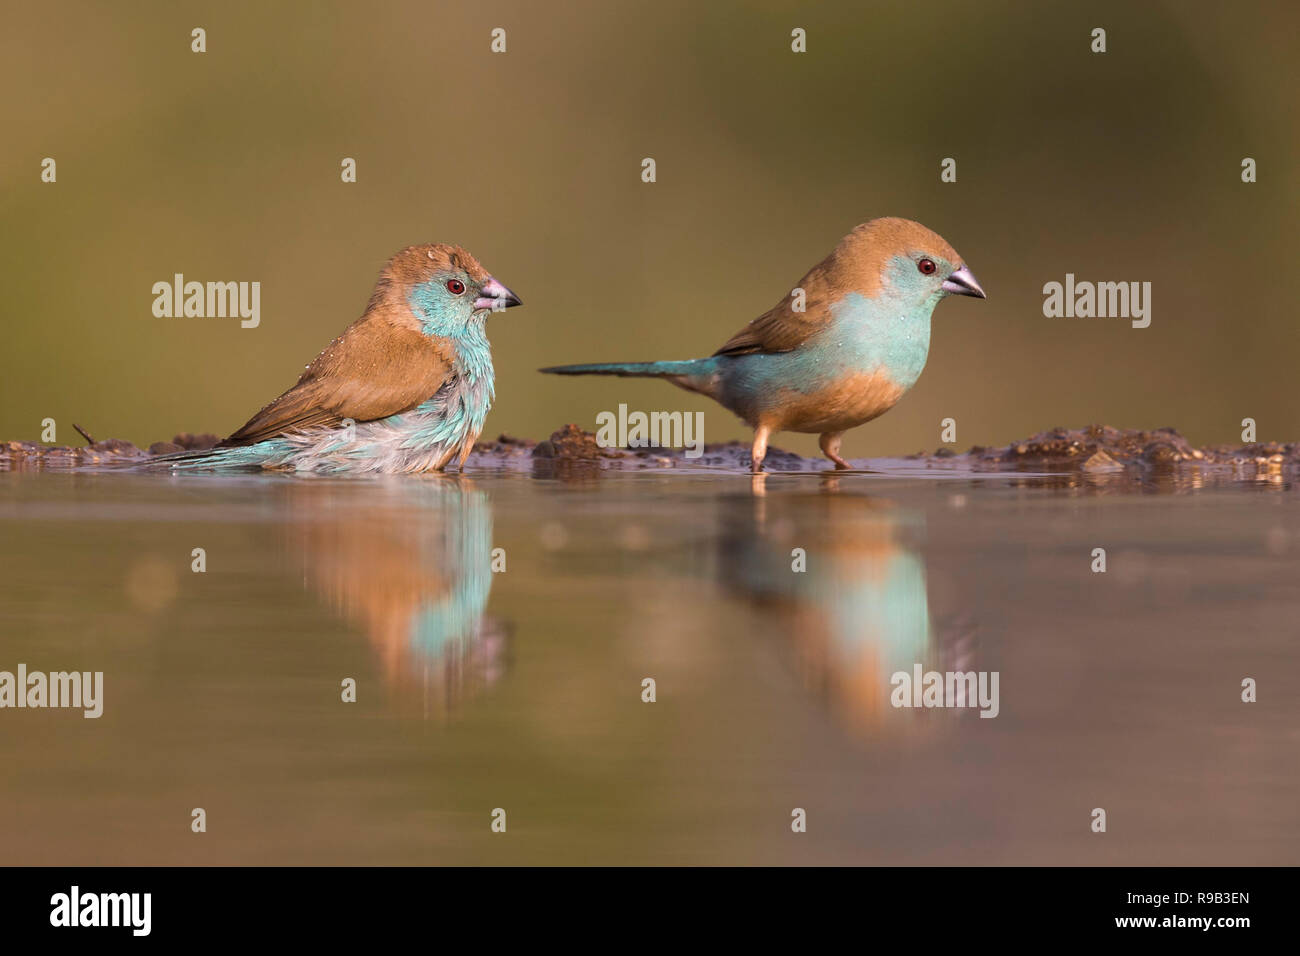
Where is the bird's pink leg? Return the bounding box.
[455,435,479,472]
[819,431,851,470]
[751,425,771,474]
[426,443,459,473]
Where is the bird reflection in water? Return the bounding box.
[283,478,506,718]
[721,475,953,733]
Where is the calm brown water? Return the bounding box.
[0,465,1296,865]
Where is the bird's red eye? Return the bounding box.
[918,258,937,276]
[446,279,466,295]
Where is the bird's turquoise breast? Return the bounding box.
[400,326,495,450]
[718,290,936,430]
[442,320,495,434]
[406,280,496,431]
[818,290,933,391]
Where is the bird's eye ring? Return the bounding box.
[918,258,937,276]
[446,279,466,295]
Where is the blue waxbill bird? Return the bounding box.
[157,244,522,474]
[540,218,984,472]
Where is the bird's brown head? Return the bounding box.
[372,244,523,328]
[826,217,985,304]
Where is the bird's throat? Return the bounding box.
[827,291,934,392]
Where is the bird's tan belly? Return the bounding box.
[762,370,905,434]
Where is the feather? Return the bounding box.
[714,217,960,357]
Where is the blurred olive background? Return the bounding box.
[1,0,1295,459]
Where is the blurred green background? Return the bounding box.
[1,0,1295,459]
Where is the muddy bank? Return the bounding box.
[526,423,1300,474]
[2,423,1297,475]
[1,432,221,468]
[942,424,1298,472]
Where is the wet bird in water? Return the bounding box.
[541,218,983,472]
[159,244,522,474]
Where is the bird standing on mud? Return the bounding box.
[160,244,522,474]
[541,218,983,472]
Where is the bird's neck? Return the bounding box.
[402,287,495,385]
[453,317,495,388]
[828,290,937,391]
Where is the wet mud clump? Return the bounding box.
[951,425,1299,473]
[526,425,806,471]
[530,424,621,461]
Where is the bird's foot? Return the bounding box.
[819,431,850,471]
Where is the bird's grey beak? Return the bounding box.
[941,265,986,299]
[474,276,523,312]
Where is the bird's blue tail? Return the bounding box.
[143,443,279,471]
[539,359,712,378]
[540,357,723,397]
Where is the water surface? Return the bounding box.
[0,465,1296,864]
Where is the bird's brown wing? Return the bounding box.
[221,317,456,447]
[712,264,837,357]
